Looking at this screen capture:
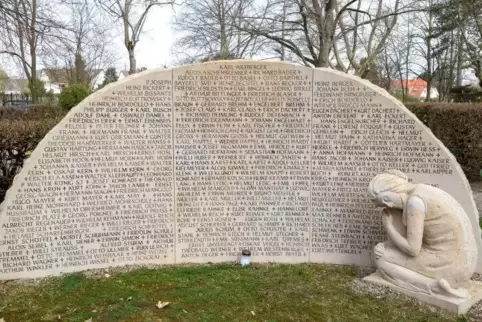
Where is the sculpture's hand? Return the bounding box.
[374,242,385,260]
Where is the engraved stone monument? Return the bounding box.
[0,61,480,292]
[364,169,482,314]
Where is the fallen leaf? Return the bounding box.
[251,311,256,316]
[127,296,132,301]
[92,310,97,313]
[156,301,170,309]
[182,309,188,313]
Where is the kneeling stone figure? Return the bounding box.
[366,170,477,300]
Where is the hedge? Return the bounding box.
[0,105,66,202]
[406,102,482,182]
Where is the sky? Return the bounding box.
[1,4,176,77]
[112,5,175,72]
[1,2,478,86]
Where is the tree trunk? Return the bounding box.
[398,69,406,102]
[128,45,136,74]
[425,6,433,102]
[280,0,287,61]
[425,80,432,101]
[456,30,463,86]
[319,0,335,68]
[446,30,456,101]
[403,63,408,102]
[30,55,37,103]
[455,2,464,87]
[404,20,411,102]
[123,1,136,74]
[219,0,229,59]
[475,59,482,88]
[30,0,38,104]
[15,1,30,88]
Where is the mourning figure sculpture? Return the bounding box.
[367,170,477,299]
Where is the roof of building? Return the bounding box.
[38,68,103,84]
[3,79,28,94]
[391,78,428,98]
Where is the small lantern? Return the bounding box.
[240,249,251,266]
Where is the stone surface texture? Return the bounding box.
[364,170,479,313]
[364,271,482,315]
[0,60,480,280]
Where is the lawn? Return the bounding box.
[0,263,464,322]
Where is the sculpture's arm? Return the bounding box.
[386,196,425,257]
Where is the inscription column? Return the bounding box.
[0,73,175,276]
[173,62,312,263]
[310,77,383,265]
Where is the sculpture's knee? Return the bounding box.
[376,255,390,274]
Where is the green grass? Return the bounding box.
[0,264,462,322]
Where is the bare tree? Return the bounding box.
[334,0,402,78]
[459,1,482,87]
[44,0,118,90]
[97,0,175,74]
[373,12,416,102]
[240,0,340,67]
[0,1,15,21]
[430,0,482,88]
[239,0,420,68]
[172,0,264,63]
[408,0,438,101]
[0,0,59,102]
[377,45,398,91]
[2,0,39,102]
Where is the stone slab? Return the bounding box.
[363,271,482,315]
[0,60,480,280]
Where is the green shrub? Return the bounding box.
[0,105,66,202]
[406,102,482,182]
[59,84,90,110]
[22,79,46,98]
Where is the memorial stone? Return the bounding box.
[364,170,482,314]
[0,60,480,280]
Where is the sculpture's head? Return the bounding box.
[368,170,414,209]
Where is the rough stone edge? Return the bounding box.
[350,277,460,319]
[0,59,480,278]
[363,271,482,315]
[313,66,480,215]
